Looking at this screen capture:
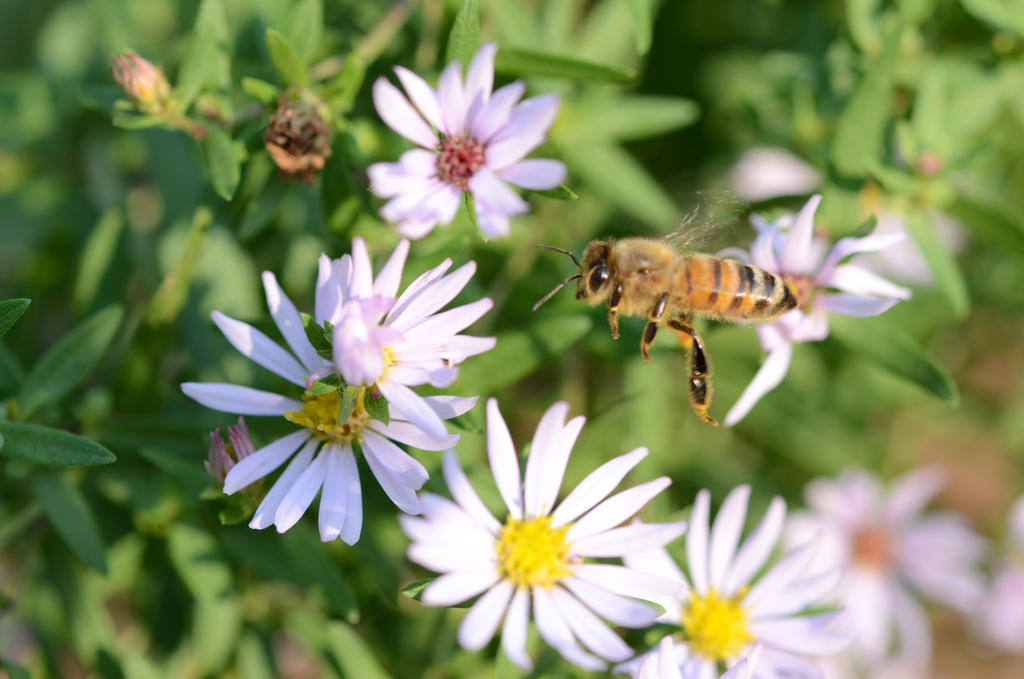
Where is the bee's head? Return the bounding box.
[576,241,612,304]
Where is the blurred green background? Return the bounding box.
[1,0,1023,677]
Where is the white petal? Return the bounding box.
[273,448,328,532]
[523,401,571,518]
[817,230,908,282]
[550,586,634,662]
[377,379,447,440]
[471,81,526,142]
[748,614,849,656]
[749,568,840,620]
[743,541,817,610]
[551,448,648,527]
[373,76,438,149]
[464,43,496,106]
[532,587,606,671]
[349,237,374,299]
[437,61,467,136]
[476,211,510,238]
[486,398,523,519]
[419,394,478,419]
[223,428,311,495]
[567,477,671,543]
[422,569,501,607]
[723,496,787,596]
[780,194,822,275]
[397,217,441,240]
[819,293,903,317]
[338,445,363,544]
[468,168,529,216]
[401,298,494,346]
[622,545,688,588]
[361,436,424,515]
[262,271,323,373]
[533,414,585,521]
[572,521,687,558]
[317,444,347,542]
[181,382,301,416]
[372,239,410,300]
[485,94,560,170]
[885,466,944,524]
[442,450,501,533]
[820,263,911,300]
[891,581,932,661]
[562,573,661,627]
[722,342,793,427]
[393,66,443,131]
[369,419,459,451]
[686,490,711,595]
[387,261,477,331]
[211,311,308,387]
[501,588,532,670]
[360,430,429,488]
[498,159,567,190]
[389,258,453,322]
[709,485,751,589]
[249,438,318,529]
[456,579,513,651]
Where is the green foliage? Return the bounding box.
[0,298,30,338]
[446,0,481,67]
[495,47,635,83]
[29,470,108,571]
[266,28,311,88]
[0,422,116,466]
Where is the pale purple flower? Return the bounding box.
[205,416,255,483]
[852,209,967,288]
[624,485,849,679]
[400,399,686,671]
[368,42,566,239]
[975,494,1024,653]
[181,247,487,543]
[729,147,822,203]
[323,237,496,440]
[720,194,913,426]
[786,467,987,665]
[636,637,761,679]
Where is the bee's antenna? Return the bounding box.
[532,274,582,312]
[536,244,580,267]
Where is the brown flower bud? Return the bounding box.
[263,98,333,183]
[110,52,171,115]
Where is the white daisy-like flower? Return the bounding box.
[719,194,913,426]
[974,494,1024,653]
[786,467,987,664]
[637,638,761,679]
[624,485,849,679]
[368,42,566,239]
[181,241,493,543]
[728,147,822,203]
[400,399,687,671]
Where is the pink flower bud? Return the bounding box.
[110,52,171,114]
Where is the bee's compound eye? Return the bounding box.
[588,264,609,292]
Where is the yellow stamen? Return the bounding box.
[495,516,573,589]
[681,587,753,661]
[284,389,369,442]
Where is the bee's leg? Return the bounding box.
[640,293,670,363]
[666,315,718,427]
[607,283,623,339]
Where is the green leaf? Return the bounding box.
[907,211,969,318]
[455,315,593,394]
[496,47,635,83]
[625,0,655,54]
[337,385,360,424]
[286,0,323,63]
[110,112,166,130]
[446,0,481,67]
[266,28,310,88]
[310,374,341,395]
[176,28,216,110]
[73,209,124,313]
[831,37,897,177]
[959,0,1024,38]
[324,623,393,679]
[29,471,108,572]
[0,421,116,466]
[238,176,286,240]
[400,577,433,602]
[325,54,366,113]
[527,184,578,201]
[0,298,30,338]
[281,527,359,622]
[301,313,332,356]
[829,316,958,404]
[947,194,1024,257]
[147,207,212,325]
[204,126,242,201]
[241,77,280,105]
[0,659,31,679]
[19,304,123,417]
[562,95,700,143]
[140,447,211,496]
[364,389,389,425]
[463,192,479,232]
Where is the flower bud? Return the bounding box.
[110,52,172,115]
[205,417,255,484]
[263,97,333,182]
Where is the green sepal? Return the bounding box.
[363,388,389,425]
[526,184,578,201]
[337,385,361,424]
[309,373,341,395]
[301,313,333,358]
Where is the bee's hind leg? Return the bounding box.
[666,315,718,427]
[640,293,669,363]
[607,283,623,339]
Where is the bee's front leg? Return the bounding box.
[640,293,670,363]
[607,283,623,339]
[667,315,718,427]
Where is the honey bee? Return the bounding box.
[533,238,798,426]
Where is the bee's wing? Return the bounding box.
[665,190,750,253]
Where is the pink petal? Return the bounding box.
[394,66,444,130]
[464,43,497,107]
[485,94,560,170]
[470,81,526,142]
[722,342,793,427]
[780,194,822,275]
[819,293,903,317]
[820,263,912,300]
[498,159,567,190]
[372,77,439,149]
[468,168,529,216]
[437,61,467,137]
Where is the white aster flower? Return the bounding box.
[720,194,913,426]
[637,637,761,679]
[624,485,849,679]
[181,241,491,543]
[728,147,822,203]
[400,399,687,671]
[786,467,987,664]
[974,494,1024,653]
[368,42,567,239]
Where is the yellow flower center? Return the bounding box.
[495,516,573,589]
[284,389,369,443]
[681,588,753,661]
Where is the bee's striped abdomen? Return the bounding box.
[676,255,797,321]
